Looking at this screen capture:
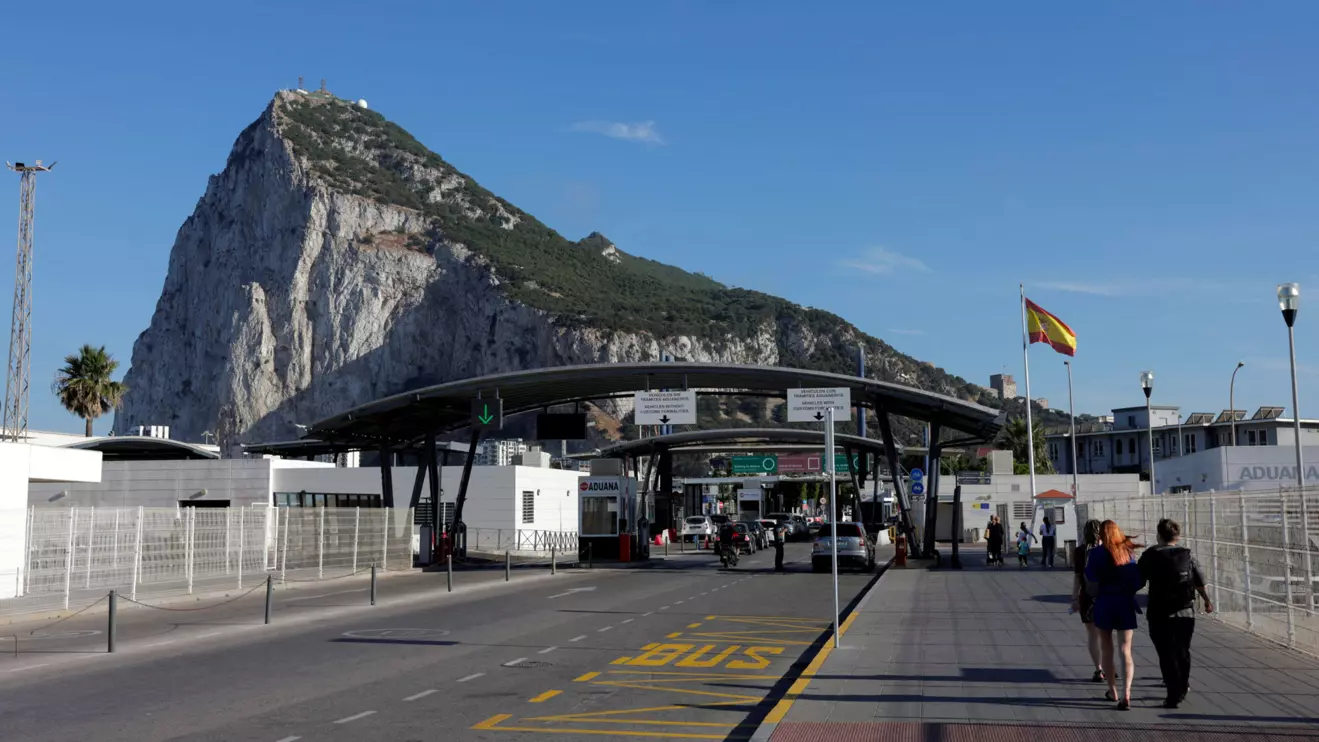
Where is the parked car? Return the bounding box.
[742,520,767,549]
[758,519,781,543]
[681,515,713,543]
[769,513,808,540]
[811,521,875,573]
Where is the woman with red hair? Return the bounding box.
[1084,520,1145,709]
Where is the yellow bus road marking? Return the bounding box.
[526,717,733,728]
[666,632,683,639]
[604,670,779,679]
[472,714,735,739]
[528,699,747,723]
[687,623,702,628]
[761,590,865,724]
[529,690,562,703]
[575,672,601,682]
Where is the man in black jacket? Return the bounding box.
[1138,518,1214,709]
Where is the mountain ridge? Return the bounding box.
[114,90,1003,449]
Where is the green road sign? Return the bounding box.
[731,455,778,475]
[832,453,862,473]
[471,398,504,431]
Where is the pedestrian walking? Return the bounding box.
[986,515,1005,567]
[1138,518,1214,709]
[1039,515,1057,568]
[1085,520,1144,710]
[773,522,787,572]
[1071,519,1106,682]
[1015,522,1036,567]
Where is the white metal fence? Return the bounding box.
[6,506,414,616]
[1079,489,1319,657]
[464,528,579,558]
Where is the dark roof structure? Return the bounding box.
[65,436,219,461]
[306,363,1004,447]
[579,428,899,460]
[243,439,471,458]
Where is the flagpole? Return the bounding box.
[1020,285,1038,505]
[1066,360,1078,501]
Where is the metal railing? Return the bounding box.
[4,506,414,617]
[1079,489,1319,657]
[463,528,578,557]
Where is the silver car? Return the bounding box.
[811,521,875,573]
[681,516,713,543]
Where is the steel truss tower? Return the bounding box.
[3,160,54,442]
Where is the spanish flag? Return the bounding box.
[1025,298,1077,356]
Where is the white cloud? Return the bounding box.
[1035,278,1224,297]
[837,247,929,276]
[888,328,925,336]
[568,120,664,145]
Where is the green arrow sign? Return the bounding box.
[731,455,778,475]
[832,453,861,473]
[470,398,504,430]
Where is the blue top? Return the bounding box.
[1084,545,1145,630]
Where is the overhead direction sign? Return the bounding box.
[732,455,778,475]
[786,387,852,423]
[635,390,697,426]
[470,398,504,431]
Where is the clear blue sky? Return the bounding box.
[3,1,1319,435]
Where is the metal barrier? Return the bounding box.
[1079,489,1318,657]
[464,528,578,558]
[4,506,414,616]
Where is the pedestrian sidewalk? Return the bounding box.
[763,553,1319,740]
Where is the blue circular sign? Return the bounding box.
[910,482,926,496]
[910,468,924,482]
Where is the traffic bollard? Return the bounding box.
[370,563,377,606]
[505,551,511,581]
[447,554,453,592]
[665,538,669,557]
[551,546,557,575]
[588,542,593,569]
[107,590,117,653]
[264,575,273,625]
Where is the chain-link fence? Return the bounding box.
[6,506,414,617]
[1080,489,1319,656]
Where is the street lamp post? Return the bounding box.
[1230,361,1245,446]
[1141,371,1156,494]
[1278,282,1312,616]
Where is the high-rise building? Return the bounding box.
[477,438,528,466]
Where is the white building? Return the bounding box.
[477,439,529,467]
[1045,404,1319,490]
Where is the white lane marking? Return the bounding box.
[457,673,485,683]
[539,646,558,654]
[547,587,597,599]
[7,663,50,673]
[570,635,588,642]
[275,736,302,742]
[504,657,528,666]
[144,640,176,649]
[286,589,362,602]
[643,611,654,616]
[660,606,670,610]
[620,618,634,624]
[404,689,438,701]
[333,710,376,724]
[597,626,613,633]
[675,600,685,604]
[196,631,222,639]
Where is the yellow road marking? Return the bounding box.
[605,670,778,679]
[529,690,562,703]
[666,632,682,639]
[687,623,702,628]
[526,717,732,727]
[473,714,513,729]
[762,594,865,723]
[575,672,601,682]
[473,722,733,739]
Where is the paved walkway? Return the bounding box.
[763,552,1319,740]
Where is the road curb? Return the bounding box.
[746,556,894,742]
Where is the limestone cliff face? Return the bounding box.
[116,92,992,447]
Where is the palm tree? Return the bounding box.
[999,417,1054,474]
[52,345,127,437]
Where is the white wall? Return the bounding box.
[511,468,582,533]
[938,473,1144,545]
[1155,445,1319,493]
[0,442,102,599]
[27,458,290,508]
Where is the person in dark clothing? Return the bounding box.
[773,523,787,572]
[717,522,735,557]
[1071,519,1105,682]
[1086,520,1144,710]
[1138,518,1214,709]
[986,516,1005,566]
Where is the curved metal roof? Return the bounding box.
[580,428,900,459]
[65,436,219,461]
[307,363,1003,446]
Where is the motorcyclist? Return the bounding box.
[718,522,738,566]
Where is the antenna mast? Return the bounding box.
[3,160,54,442]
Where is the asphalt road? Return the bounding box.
[1,541,880,741]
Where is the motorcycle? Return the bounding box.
[718,540,739,569]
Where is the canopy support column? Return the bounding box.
[380,448,395,508]
[922,423,943,557]
[451,430,482,557]
[876,402,920,558]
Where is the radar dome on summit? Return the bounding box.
[357,99,369,109]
